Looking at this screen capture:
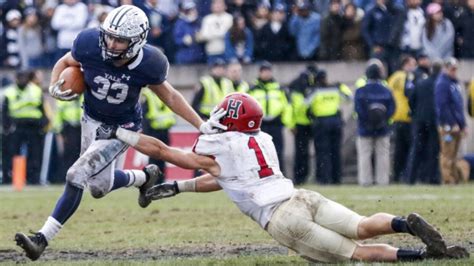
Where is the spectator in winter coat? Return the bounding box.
[355,63,395,186]
[421,3,454,60]
[1,9,22,68]
[254,3,294,61]
[320,0,344,61]
[198,0,233,63]
[18,8,44,69]
[400,0,426,57]
[457,0,474,58]
[362,0,404,73]
[173,1,205,64]
[289,1,321,60]
[224,14,254,64]
[51,0,88,60]
[341,3,366,60]
[406,61,442,184]
[434,58,466,184]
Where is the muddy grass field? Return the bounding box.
[0,184,472,265]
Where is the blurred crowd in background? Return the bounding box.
[1,0,474,71]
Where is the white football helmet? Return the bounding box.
[99,5,150,60]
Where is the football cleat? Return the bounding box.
[139,164,162,208]
[445,245,470,259]
[15,232,48,261]
[407,213,447,257]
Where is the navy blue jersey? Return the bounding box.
[71,28,169,126]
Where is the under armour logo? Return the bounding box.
[227,99,242,119]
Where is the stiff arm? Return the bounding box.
[116,128,222,192]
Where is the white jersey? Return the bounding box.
[193,131,295,228]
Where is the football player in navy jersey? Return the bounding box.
[14,5,226,261]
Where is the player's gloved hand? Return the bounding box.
[95,124,118,140]
[49,79,79,101]
[146,181,180,200]
[199,107,228,134]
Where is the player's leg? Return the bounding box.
[268,190,436,262]
[306,188,449,257]
[14,115,97,261]
[267,190,358,263]
[352,243,424,261]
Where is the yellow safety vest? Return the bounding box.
[388,70,412,122]
[199,76,234,116]
[142,88,176,130]
[232,80,250,93]
[248,80,293,128]
[53,96,83,132]
[4,83,43,119]
[291,91,311,126]
[308,83,352,118]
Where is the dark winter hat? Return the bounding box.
[259,61,273,71]
[366,63,382,80]
[210,58,227,68]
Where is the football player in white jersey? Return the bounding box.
[96,93,468,263]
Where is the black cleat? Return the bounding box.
[445,245,470,259]
[15,232,48,261]
[139,164,162,208]
[407,213,447,257]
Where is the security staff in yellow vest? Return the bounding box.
[247,61,293,174]
[192,59,234,118]
[226,62,250,93]
[141,87,176,183]
[1,70,48,184]
[387,55,417,183]
[53,96,83,182]
[307,70,352,184]
[288,64,318,185]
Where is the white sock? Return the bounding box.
[177,179,196,192]
[124,170,147,187]
[39,216,63,242]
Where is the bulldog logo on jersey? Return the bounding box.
[226,99,243,119]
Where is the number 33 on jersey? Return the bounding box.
[71,28,169,125]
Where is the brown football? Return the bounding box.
[59,66,86,94]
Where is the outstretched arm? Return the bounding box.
[115,127,221,177]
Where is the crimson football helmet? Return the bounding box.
[218,93,263,133]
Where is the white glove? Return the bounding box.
[199,107,228,134]
[49,79,78,101]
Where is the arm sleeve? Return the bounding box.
[70,31,86,63]
[193,134,224,156]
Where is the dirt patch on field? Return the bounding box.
[0,243,287,263]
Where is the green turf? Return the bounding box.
[0,184,473,265]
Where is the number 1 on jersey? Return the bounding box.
[248,137,274,178]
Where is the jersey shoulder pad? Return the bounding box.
[193,133,228,156]
[71,28,100,63]
[139,45,169,85]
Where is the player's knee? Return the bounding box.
[66,167,84,186]
[89,184,106,199]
